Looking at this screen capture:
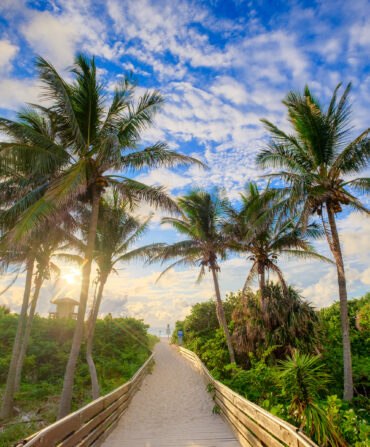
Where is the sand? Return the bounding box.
[101,339,240,447]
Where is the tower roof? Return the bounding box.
[51,297,79,306]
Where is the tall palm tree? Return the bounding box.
[256,83,370,400]
[0,54,201,418]
[225,182,330,304]
[152,190,236,363]
[84,194,163,399]
[0,106,66,418]
[13,226,76,393]
[0,250,34,419]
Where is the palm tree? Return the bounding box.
[0,54,201,418]
[232,283,319,361]
[85,194,163,399]
[256,83,370,400]
[13,226,75,393]
[224,182,330,304]
[0,103,65,418]
[0,251,34,419]
[152,190,236,364]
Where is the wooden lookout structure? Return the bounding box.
[49,297,79,319]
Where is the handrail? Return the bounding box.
[16,353,154,447]
[179,347,318,447]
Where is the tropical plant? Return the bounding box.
[13,226,76,393]
[152,189,236,363]
[224,182,330,302]
[0,253,34,419]
[319,293,370,397]
[84,194,162,399]
[232,284,319,362]
[256,83,370,400]
[0,105,72,419]
[278,351,347,446]
[0,54,201,418]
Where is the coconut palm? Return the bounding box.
[0,54,202,418]
[84,194,163,399]
[0,250,34,419]
[256,83,370,400]
[13,226,76,393]
[0,105,66,418]
[224,182,330,304]
[152,190,236,363]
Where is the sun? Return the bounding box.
[61,267,81,285]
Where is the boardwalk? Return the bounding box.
[101,340,241,447]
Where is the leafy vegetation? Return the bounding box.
[174,289,370,446]
[0,311,157,446]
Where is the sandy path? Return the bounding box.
[101,340,240,447]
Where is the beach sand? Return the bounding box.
[101,339,240,447]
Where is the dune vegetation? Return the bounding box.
[0,308,157,446]
[172,292,369,446]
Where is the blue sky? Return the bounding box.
[0,0,369,330]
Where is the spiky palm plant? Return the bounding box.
[279,351,347,446]
[225,182,330,303]
[256,83,370,400]
[0,54,202,418]
[151,189,236,364]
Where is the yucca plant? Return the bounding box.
[278,351,347,446]
[257,83,370,400]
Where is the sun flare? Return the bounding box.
[61,267,81,285]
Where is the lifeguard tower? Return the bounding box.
[49,297,79,319]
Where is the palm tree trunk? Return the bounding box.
[210,267,236,364]
[58,186,101,419]
[86,272,108,400]
[0,257,34,419]
[259,268,265,294]
[14,274,44,393]
[259,264,266,309]
[326,203,353,401]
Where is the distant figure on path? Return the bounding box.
[166,323,171,339]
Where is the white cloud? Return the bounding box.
[338,212,370,263]
[210,76,248,105]
[107,0,230,72]
[0,78,40,110]
[21,11,80,68]
[0,40,18,73]
[136,167,192,191]
[350,21,370,49]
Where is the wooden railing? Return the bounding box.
[16,353,154,447]
[179,347,318,447]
